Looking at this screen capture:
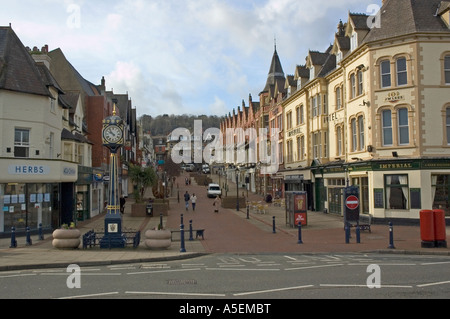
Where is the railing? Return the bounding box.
[82,230,141,249]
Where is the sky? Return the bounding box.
[1,0,378,118]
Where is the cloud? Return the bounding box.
[1,0,378,118]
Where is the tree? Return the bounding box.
[128,164,157,203]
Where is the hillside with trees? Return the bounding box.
[140,114,223,136]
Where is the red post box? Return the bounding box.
[433,209,447,248]
[420,210,435,248]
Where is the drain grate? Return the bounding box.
[167,279,197,285]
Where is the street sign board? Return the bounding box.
[344,186,360,223]
[345,195,359,210]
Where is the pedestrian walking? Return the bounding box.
[184,191,190,211]
[191,193,197,211]
[120,196,126,214]
[213,195,221,213]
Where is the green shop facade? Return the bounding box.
[303,158,450,221]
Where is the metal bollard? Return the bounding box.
[356,222,361,244]
[180,214,184,225]
[10,227,17,248]
[297,222,303,244]
[38,223,44,241]
[180,223,186,252]
[26,227,32,246]
[388,222,395,249]
[345,222,350,244]
[189,220,194,241]
[272,216,276,234]
[160,214,163,230]
[246,204,249,219]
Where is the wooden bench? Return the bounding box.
[171,229,205,240]
[347,214,372,233]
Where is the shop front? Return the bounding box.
[76,166,94,221]
[0,159,78,235]
[350,158,450,220]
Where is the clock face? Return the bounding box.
[103,125,123,144]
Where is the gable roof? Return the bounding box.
[0,26,52,97]
[363,0,450,44]
[48,48,99,97]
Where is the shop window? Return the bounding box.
[385,175,409,209]
[432,175,449,215]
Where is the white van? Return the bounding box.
[207,183,222,198]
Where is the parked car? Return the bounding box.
[185,163,195,172]
[202,164,210,174]
[207,183,222,198]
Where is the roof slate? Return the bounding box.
[363,0,450,43]
[0,27,51,97]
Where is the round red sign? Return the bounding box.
[345,195,359,210]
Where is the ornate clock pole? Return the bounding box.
[100,104,126,249]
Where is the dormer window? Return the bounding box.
[336,51,342,64]
[297,78,302,90]
[350,33,358,51]
[310,66,315,80]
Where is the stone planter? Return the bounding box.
[131,203,147,217]
[144,229,171,250]
[52,229,81,249]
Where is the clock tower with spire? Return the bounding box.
[100,103,126,248]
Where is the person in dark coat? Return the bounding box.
[120,196,126,214]
[184,191,190,211]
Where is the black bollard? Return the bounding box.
[272,216,276,234]
[246,204,249,219]
[345,222,350,244]
[10,227,17,248]
[388,222,395,249]
[180,223,186,252]
[180,214,184,225]
[26,227,32,246]
[297,222,303,244]
[356,222,361,244]
[160,214,163,230]
[189,220,194,241]
[38,223,44,241]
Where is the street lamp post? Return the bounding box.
[236,167,239,211]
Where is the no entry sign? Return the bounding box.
[345,195,359,210]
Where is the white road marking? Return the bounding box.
[417,281,450,288]
[286,264,344,271]
[58,292,119,299]
[126,291,226,297]
[234,285,314,296]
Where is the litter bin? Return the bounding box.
[433,209,447,248]
[146,204,153,216]
[420,210,435,248]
